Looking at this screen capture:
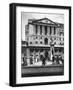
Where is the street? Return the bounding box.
[22,64,64,77]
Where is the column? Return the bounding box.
[37,25,40,35]
[56,28,58,36]
[50,46,55,61]
[56,28,59,36]
[26,48,30,66]
[48,38,50,45]
[39,49,40,62]
[51,27,54,35]
[49,26,52,35]
[42,26,45,35]
[47,26,50,35]
[33,49,35,64]
[33,25,36,35]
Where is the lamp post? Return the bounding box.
[50,37,55,61]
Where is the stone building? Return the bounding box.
[22,18,64,66]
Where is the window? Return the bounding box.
[59,32,61,36]
[40,25,42,35]
[26,37,29,41]
[35,41,38,44]
[30,49,34,52]
[60,42,61,45]
[44,38,48,45]
[40,41,42,44]
[40,49,43,52]
[35,49,39,52]
[45,26,47,35]
[30,42,32,44]
[63,38,64,41]
[36,55,38,56]
[54,42,56,45]
[59,49,62,52]
[55,48,58,52]
[36,37,38,39]
[40,37,42,39]
[54,38,56,40]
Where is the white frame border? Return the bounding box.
[16,6,69,84]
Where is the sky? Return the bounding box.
[21,12,64,41]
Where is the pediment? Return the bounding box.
[32,18,56,24]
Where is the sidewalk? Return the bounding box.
[22,64,64,77]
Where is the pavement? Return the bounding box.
[21,64,64,77]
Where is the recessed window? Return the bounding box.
[44,38,48,45]
[36,55,38,56]
[30,42,32,44]
[36,37,38,39]
[60,38,61,41]
[40,41,42,44]
[30,49,34,52]
[63,38,64,41]
[40,37,42,39]
[35,41,38,44]
[54,38,56,40]
[35,49,39,52]
[27,37,29,41]
[54,42,56,45]
[40,49,43,52]
[30,55,33,56]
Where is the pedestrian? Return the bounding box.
[42,56,45,66]
[52,55,55,62]
[48,56,50,61]
[40,55,45,66]
[30,56,33,64]
[23,56,27,66]
[56,55,60,64]
[59,55,64,64]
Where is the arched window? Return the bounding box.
[44,38,48,45]
[40,41,43,44]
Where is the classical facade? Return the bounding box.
[22,18,64,66]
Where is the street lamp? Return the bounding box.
[50,37,55,61]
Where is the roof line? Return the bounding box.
[32,17,57,25]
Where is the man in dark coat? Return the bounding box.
[52,55,55,62]
[56,55,59,64]
[42,57,45,66]
[30,56,33,64]
[59,55,64,64]
[40,55,45,66]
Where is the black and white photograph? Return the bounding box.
[10,3,71,86]
[21,12,64,77]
